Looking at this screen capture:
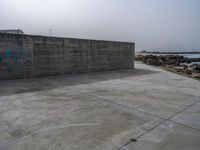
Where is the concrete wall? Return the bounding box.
[0,33,135,80]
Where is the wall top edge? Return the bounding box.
[0,33,135,45]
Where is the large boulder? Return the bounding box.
[190,58,200,62]
[165,55,184,66]
[189,64,200,73]
[184,69,192,75]
[192,73,200,79]
[135,55,145,61]
[166,60,179,65]
[146,58,162,66]
[165,55,184,61]
[180,64,188,70]
[179,58,190,63]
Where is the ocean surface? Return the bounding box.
[182,54,200,65]
[182,54,200,58]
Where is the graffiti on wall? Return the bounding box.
[0,48,32,73]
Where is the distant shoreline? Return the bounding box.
[137,52,200,54]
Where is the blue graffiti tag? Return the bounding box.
[5,49,11,58]
[0,56,2,63]
[0,48,33,73]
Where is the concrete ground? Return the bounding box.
[0,62,200,150]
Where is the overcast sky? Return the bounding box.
[0,0,200,52]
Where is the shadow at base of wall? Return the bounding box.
[0,68,159,96]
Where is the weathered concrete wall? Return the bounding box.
[0,33,135,79]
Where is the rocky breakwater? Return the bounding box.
[135,54,200,79]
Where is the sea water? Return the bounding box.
[182,54,200,65]
[182,54,200,58]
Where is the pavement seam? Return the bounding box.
[117,100,200,150]
[85,92,200,131]
[168,120,200,131]
[67,87,200,123]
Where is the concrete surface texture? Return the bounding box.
[0,62,200,150]
[0,33,134,80]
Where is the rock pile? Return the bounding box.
[135,54,200,79]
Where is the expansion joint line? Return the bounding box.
[117,100,200,150]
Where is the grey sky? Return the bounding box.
[0,0,200,52]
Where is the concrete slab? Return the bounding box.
[0,62,200,150]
